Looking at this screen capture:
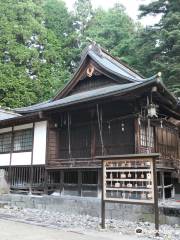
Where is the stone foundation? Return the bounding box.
[0,194,179,225]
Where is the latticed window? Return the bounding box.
[0,133,12,153]
[13,129,33,152]
[140,124,154,148]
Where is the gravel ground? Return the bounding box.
[0,219,141,240]
[0,206,179,240]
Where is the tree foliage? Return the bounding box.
[0,0,179,109]
[0,0,69,108]
[43,0,78,70]
[84,4,141,66]
[74,0,93,37]
[137,0,180,96]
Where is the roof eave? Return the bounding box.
[16,78,159,114]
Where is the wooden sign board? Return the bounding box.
[97,153,159,236]
[99,154,159,235]
[103,158,154,204]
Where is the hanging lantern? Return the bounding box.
[147,104,158,118]
[121,121,125,132]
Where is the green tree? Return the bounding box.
[83,4,141,66]
[43,0,78,70]
[0,0,69,108]
[138,0,180,96]
[74,0,93,39]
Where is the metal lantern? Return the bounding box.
[147,104,158,118]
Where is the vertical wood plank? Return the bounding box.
[60,170,64,195]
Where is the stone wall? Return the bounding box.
[0,194,179,225]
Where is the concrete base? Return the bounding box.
[0,170,10,195]
[0,194,179,225]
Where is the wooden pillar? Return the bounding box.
[97,168,102,198]
[44,120,50,195]
[153,158,159,236]
[161,171,165,201]
[101,160,105,228]
[44,169,48,194]
[9,126,14,185]
[134,118,140,154]
[30,123,35,194]
[78,170,82,196]
[170,172,175,199]
[91,121,96,159]
[60,170,64,195]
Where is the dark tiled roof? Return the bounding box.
[53,44,144,100]
[0,109,20,120]
[15,78,158,114]
[88,50,143,82]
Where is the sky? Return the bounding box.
[65,0,161,26]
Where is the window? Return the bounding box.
[140,124,154,148]
[0,133,12,153]
[13,129,33,152]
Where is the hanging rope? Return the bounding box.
[96,104,105,155]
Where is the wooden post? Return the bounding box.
[101,160,105,228]
[30,123,35,194]
[101,198,105,229]
[9,126,14,185]
[60,170,64,195]
[44,120,49,194]
[78,170,82,196]
[153,157,159,236]
[134,118,140,154]
[44,169,48,194]
[161,171,165,201]
[97,168,102,198]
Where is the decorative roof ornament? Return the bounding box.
[157,72,162,83]
[86,38,103,57]
[86,64,95,77]
[157,72,162,77]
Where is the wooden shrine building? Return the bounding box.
[0,43,179,198]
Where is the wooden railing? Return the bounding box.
[46,158,102,169]
[137,146,179,169]
[156,157,180,169]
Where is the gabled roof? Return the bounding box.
[53,43,145,100]
[1,43,179,122]
[0,108,21,120]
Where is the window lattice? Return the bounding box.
[0,133,12,153]
[13,129,33,152]
[140,125,154,148]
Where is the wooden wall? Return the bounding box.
[67,75,116,96]
[46,101,135,169]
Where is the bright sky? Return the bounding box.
[65,0,161,26]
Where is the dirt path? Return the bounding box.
[0,219,147,240]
